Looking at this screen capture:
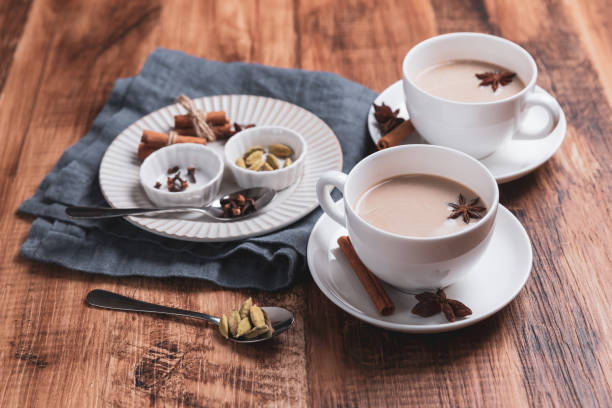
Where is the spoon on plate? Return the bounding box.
[85,289,295,344]
[65,187,276,221]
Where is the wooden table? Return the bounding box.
[1,0,611,406]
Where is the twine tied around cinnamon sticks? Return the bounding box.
[176,94,216,141]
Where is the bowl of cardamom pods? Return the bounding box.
[224,125,307,191]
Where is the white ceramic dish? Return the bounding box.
[224,126,307,191]
[140,144,224,207]
[307,201,532,333]
[368,80,567,184]
[99,94,342,242]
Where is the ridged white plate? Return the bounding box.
[99,95,343,242]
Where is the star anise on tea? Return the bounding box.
[373,102,405,134]
[475,71,516,92]
[448,194,487,223]
[411,289,472,322]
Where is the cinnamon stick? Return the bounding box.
[137,143,157,161]
[174,111,227,128]
[212,122,232,139]
[141,130,206,148]
[337,236,395,315]
[377,119,415,150]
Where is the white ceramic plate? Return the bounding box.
[306,201,532,333]
[368,80,567,184]
[99,95,342,242]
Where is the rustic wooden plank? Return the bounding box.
[0,0,611,406]
[483,0,612,406]
[0,0,33,94]
[0,0,307,407]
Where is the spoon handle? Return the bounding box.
[85,289,220,325]
[66,206,201,219]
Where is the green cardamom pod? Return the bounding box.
[219,314,229,339]
[262,162,273,171]
[235,157,246,168]
[239,298,253,319]
[229,310,241,337]
[266,153,279,169]
[236,317,252,337]
[245,150,263,166]
[243,325,269,339]
[283,157,293,168]
[269,143,294,158]
[248,159,265,171]
[243,146,264,160]
[249,305,266,328]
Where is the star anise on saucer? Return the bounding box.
[448,194,487,223]
[373,102,405,134]
[411,289,472,322]
[475,71,516,92]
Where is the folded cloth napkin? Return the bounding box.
[18,49,377,290]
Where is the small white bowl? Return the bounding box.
[140,143,224,207]
[224,126,307,191]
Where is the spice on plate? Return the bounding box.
[238,144,295,172]
[187,166,196,183]
[218,297,274,340]
[372,102,415,150]
[337,236,395,316]
[157,166,199,192]
[221,193,257,218]
[411,289,472,322]
[448,194,487,223]
[136,94,257,161]
[475,71,516,92]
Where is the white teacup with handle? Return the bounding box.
[403,32,561,159]
[316,145,499,293]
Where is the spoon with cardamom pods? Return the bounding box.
[85,289,294,344]
[65,187,276,221]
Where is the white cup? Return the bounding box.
[403,32,561,159]
[316,145,499,292]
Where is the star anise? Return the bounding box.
[475,71,516,92]
[411,289,472,322]
[448,194,487,223]
[373,102,405,134]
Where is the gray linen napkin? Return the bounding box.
[18,49,377,290]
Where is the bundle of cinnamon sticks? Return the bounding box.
[137,110,254,161]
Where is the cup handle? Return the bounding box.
[514,91,561,140]
[316,170,348,227]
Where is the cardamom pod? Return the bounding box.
[239,298,253,319]
[235,157,246,168]
[236,317,252,337]
[248,159,265,171]
[229,310,241,337]
[242,325,269,339]
[249,305,266,328]
[243,146,264,160]
[283,157,293,168]
[266,154,279,169]
[269,143,294,158]
[263,310,275,336]
[245,150,263,166]
[219,314,229,339]
[262,162,273,171]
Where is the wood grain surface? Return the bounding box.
[1,0,611,406]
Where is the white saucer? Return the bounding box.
[306,202,532,333]
[368,80,567,184]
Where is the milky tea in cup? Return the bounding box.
[355,174,485,238]
[414,60,525,103]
